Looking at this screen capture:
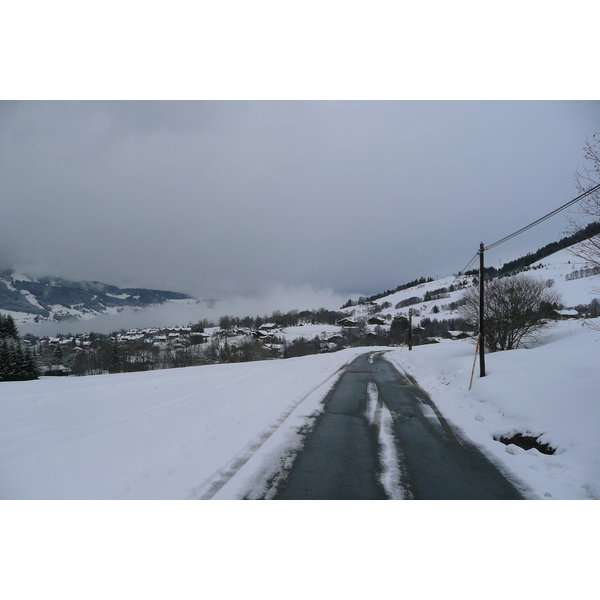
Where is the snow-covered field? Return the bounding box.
[1,316,599,500]
[0,348,369,499]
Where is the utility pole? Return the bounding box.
[408,308,413,351]
[479,242,486,378]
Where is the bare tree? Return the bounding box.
[458,274,562,352]
[568,131,600,269]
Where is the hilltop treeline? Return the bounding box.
[465,220,600,278]
[341,277,435,308]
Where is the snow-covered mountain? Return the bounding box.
[0,270,203,325]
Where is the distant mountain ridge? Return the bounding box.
[0,270,194,323]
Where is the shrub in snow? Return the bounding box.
[458,274,562,352]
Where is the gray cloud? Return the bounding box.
[1,101,599,306]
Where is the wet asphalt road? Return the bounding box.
[273,352,525,500]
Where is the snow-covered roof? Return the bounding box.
[552,309,579,317]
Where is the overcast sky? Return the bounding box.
[1,101,599,307]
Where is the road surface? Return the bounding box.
[272,351,525,500]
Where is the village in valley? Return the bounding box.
[23,242,591,377]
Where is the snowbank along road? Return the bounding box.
[271,352,528,500]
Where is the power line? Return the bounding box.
[484,183,600,252]
[460,252,479,275]
[458,182,600,274]
[472,182,600,380]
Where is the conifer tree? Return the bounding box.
[0,314,19,340]
[0,312,40,381]
[108,338,122,373]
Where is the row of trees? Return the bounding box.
[217,307,346,331]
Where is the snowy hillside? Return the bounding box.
[340,241,599,329]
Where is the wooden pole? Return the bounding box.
[469,333,482,391]
[479,242,486,378]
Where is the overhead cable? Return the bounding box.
[459,253,479,275]
[457,182,600,275]
[484,183,600,252]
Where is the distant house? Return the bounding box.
[445,330,474,341]
[253,329,274,341]
[252,329,275,344]
[260,323,279,330]
[190,332,210,344]
[549,309,579,320]
[41,364,71,376]
[337,317,358,327]
[367,316,386,325]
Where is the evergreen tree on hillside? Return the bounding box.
[108,337,122,374]
[0,314,19,340]
[0,313,40,381]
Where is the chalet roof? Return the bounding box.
[367,316,386,324]
[447,331,473,340]
[338,317,358,325]
[552,309,579,316]
[254,330,275,339]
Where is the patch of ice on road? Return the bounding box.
[366,381,379,423]
[366,381,412,500]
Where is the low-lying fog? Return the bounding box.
[17,284,362,337]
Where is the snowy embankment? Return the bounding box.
[385,318,600,500]
[0,348,367,499]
